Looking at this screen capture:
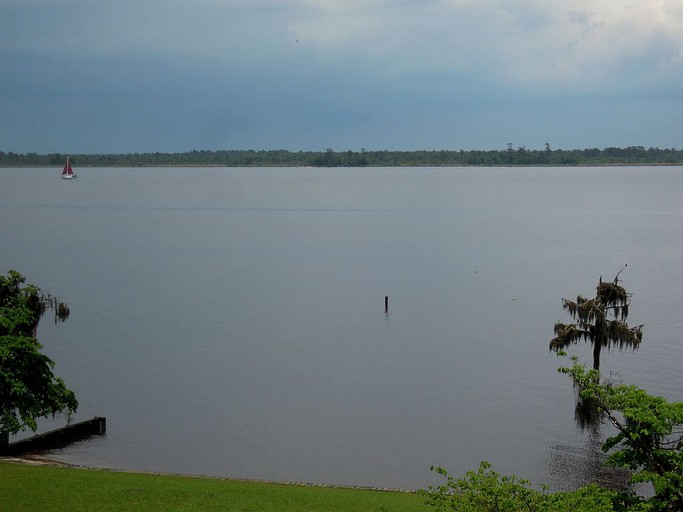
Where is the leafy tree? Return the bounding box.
[561,359,683,511]
[0,270,77,443]
[423,461,617,512]
[550,269,643,372]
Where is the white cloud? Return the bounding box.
[287,0,683,93]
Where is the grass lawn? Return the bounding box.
[0,461,428,511]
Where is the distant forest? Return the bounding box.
[1,145,683,167]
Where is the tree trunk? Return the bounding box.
[592,341,601,373]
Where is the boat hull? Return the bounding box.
[61,174,77,179]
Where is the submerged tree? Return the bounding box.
[0,270,77,444]
[550,269,643,373]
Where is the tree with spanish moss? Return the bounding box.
[0,270,77,446]
[549,269,643,373]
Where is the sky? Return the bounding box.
[1,0,682,153]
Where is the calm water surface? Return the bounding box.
[1,166,682,490]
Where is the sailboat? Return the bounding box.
[61,156,77,179]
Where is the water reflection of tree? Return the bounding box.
[544,382,631,492]
[543,433,631,493]
[575,394,602,431]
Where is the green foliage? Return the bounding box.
[560,359,683,511]
[0,270,70,337]
[0,271,77,436]
[0,270,42,336]
[423,461,617,512]
[0,336,77,434]
[550,271,643,371]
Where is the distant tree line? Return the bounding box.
[1,145,682,168]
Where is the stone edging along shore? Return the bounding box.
[0,455,417,494]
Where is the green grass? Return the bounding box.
[0,461,428,511]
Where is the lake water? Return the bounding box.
[1,166,682,491]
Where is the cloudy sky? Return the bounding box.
[1,0,682,153]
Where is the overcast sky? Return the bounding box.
[1,0,682,153]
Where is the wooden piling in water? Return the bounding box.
[384,296,388,312]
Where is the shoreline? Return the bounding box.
[2,162,683,169]
[0,455,417,493]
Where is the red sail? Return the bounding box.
[62,157,73,176]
